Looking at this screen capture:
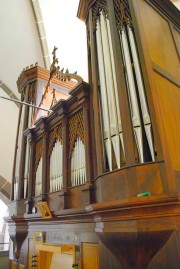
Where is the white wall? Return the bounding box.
[0,0,44,184]
[0,200,9,250]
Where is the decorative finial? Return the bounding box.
[50,46,60,79]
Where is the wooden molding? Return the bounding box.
[152,62,180,87]
[77,0,96,22]
[146,0,180,27]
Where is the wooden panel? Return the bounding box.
[173,27,180,57]
[174,170,180,190]
[95,162,163,202]
[148,231,180,269]
[137,0,180,79]
[38,251,52,269]
[99,240,122,269]
[68,185,90,208]
[82,243,99,269]
[95,169,129,203]
[136,163,163,195]
[153,72,180,171]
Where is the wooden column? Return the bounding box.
[18,85,30,199]
[87,19,97,178]
[59,101,69,209]
[11,104,23,201]
[83,99,92,186]
[88,8,105,175]
[25,127,35,213]
[40,118,48,201]
[62,114,68,192]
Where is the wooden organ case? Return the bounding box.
[6,0,180,269]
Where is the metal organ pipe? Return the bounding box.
[127,26,155,161]
[35,157,42,196]
[28,106,34,128]
[100,12,117,137]
[96,12,124,170]
[119,27,144,163]
[106,19,122,134]
[50,140,63,192]
[103,15,121,169]
[106,18,123,168]
[71,138,86,187]
[96,19,112,171]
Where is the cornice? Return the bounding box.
[17,65,77,94]
[77,0,180,26]
[6,193,180,229]
[86,193,180,227]
[77,0,96,22]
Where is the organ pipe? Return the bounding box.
[100,12,117,136]
[96,12,125,170]
[120,27,144,163]
[50,141,63,192]
[119,22,155,162]
[71,138,86,187]
[35,157,42,196]
[127,26,155,161]
[96,18,113,171]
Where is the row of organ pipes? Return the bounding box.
[13,107,87,200]
[119,24,155,162]
[71,138,86,187]
[50,140,63,192]
[95,9,155,171]
[96,12,123,171]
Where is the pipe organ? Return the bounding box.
[92,0,156,171]
[8,1,180,268]
[11,56,89,204]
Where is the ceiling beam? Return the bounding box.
[0,175,11,205]
[0,80,20,107]
[30,0,51,69]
